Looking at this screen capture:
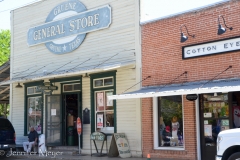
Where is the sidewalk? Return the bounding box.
[6,154,164,160]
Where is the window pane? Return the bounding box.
[202,93,229,147]
[73,84,80,90]
[27,87,34,95]
[158,96,183,147]
[104,78,113,86]
[96,92,104,111]
[64,84,73,92]
[94,79,103,87]
[106,111,114,127]
[34,86,42,94]
[105,91,113,110]
[28,97,42,134]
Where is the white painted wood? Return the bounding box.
[10,0,141,156]
[195,97,201,160]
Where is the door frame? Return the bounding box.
[199,93,234,159]
[62,92,82,146]
[45,94,62,146]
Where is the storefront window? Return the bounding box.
[158,95,184,148]
[27,96,42,134]
[95,90,114,133]
[201,93,229,146]
[93,77,113,88]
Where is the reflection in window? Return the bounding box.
[28,96,42,134]
[63,85,73,92]
[158,96,184,148]
[104,78,113,86]
[94,80,103,87]
[201,93,229,147]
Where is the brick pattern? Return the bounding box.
[141,0,240,159]
[142,97,196,160]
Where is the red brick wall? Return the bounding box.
[141,1,240,159]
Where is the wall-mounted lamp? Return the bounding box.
[83,73,89,78]
[15,83,23,88]
[180,24,195,43]
[217,15,233,35]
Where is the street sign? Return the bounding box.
[77,117,82,135]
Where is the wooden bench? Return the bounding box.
[15,136,38,152]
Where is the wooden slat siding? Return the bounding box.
[11,85,25,137]
[82,77,91,149]
[11,0,136,78]
[115,65,140,153]
[11,0,141,155]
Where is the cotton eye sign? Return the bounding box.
[27,0,111,54]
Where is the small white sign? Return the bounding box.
[183,37,240,59]
[97,114,103,128]
[51,109,56,116]
[204,125,212,137]
[204,120,208,124]
[204,112,212,118]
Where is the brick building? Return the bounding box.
[110,0,240,159]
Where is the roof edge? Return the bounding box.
[140,0,230,25]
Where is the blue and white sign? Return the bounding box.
[27,0,111,54]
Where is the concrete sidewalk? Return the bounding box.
[6,154,164,160]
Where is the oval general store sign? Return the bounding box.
[27,0,111,54]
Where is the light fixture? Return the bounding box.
[217,15,233,35]
[15,83,23,88]
[180,24,195,43]
[214,92,218,96]
[83,73,89,78]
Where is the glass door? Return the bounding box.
[45,95,62,146]
[200,93,230,160]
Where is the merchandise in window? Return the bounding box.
[95,90,114,132]
[201,93,229,147]
[27,96,42,134]
[158,96,184,148]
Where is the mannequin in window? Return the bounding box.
[171,116,179,146]
[162,126,172,146]
[159,116,165,146]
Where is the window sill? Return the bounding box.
[154,147,185,151]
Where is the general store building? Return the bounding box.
[3,0,142,157]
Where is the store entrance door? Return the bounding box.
[62,93,81,146]
[199,93,231,160]
[45,95,62,146]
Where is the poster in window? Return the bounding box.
[97,92,104,107]
[106,91,113,106]
[204,125,212,137]
[97,114,103,128]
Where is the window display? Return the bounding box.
[201,93,229,146]
[95,90,114,132]
[27,96,42,134]
[158,96,184,147]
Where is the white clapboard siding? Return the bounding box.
[10,0,141,156]
[11,0,137,79]
[11,85,25,137]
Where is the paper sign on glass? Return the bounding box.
[106,91,113,106]
[204,125,212,137]
[204,113,212,118]
[51,109,56,116]
[97,114,103,128]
